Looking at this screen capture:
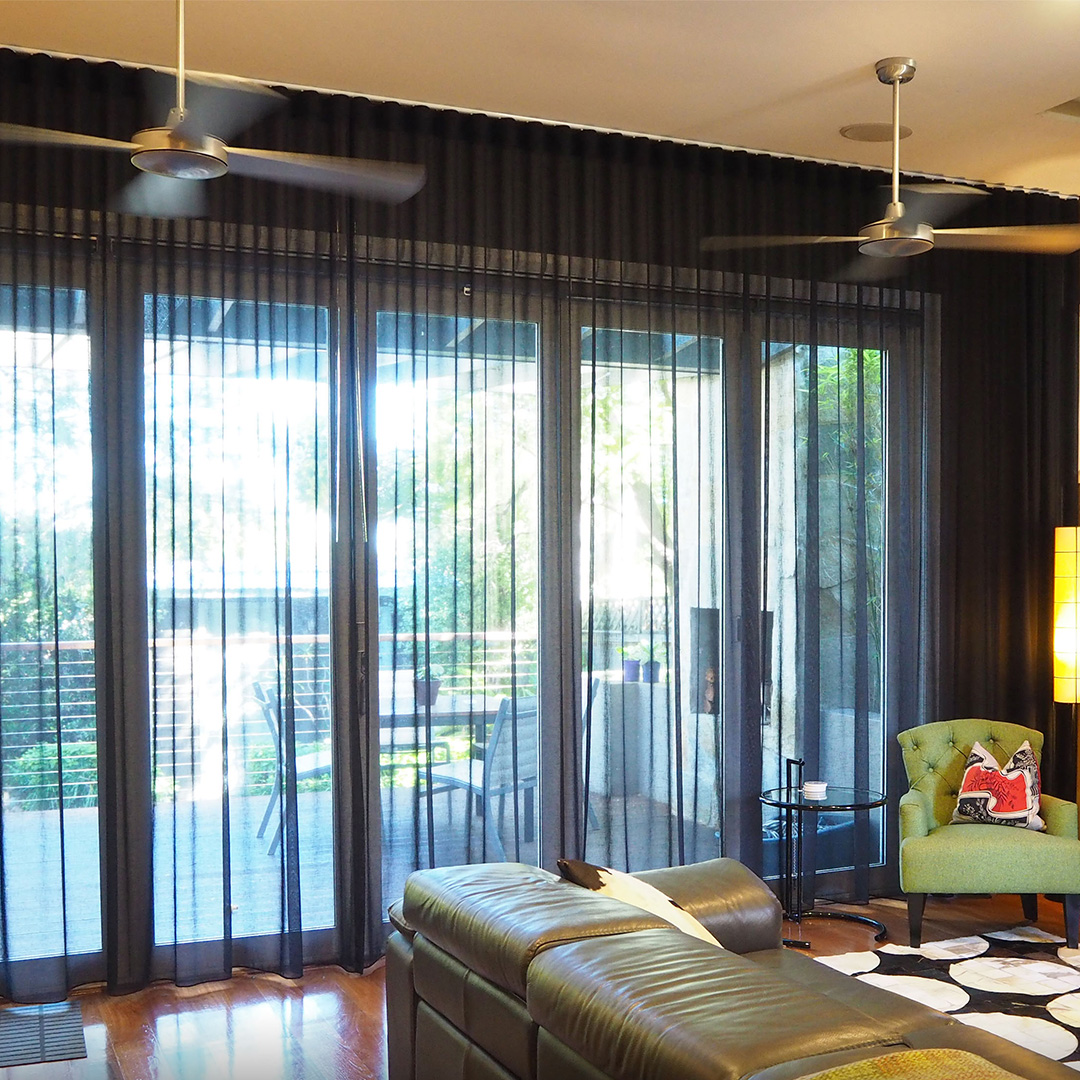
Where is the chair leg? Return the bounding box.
[907,894,927,948]
[482,796,507,862]
[1066,895,1080,950]
[1021,893,1039,922]
[257,770,282,839]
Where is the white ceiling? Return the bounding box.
[3,0,1080,197]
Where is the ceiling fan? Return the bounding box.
[700,57,1080,260]
[0,0,426,217]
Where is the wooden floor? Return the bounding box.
[6,892,1069,1079]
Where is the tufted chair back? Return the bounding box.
[897,719,1043,831]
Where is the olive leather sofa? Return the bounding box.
[385,858,1077,1080]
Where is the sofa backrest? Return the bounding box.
[402,862,671,999]
[897,719,1043,830]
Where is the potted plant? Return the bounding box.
[641,640,666,683]
[414,664,445,707]
[617,646,640,683]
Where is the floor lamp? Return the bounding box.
[1053,527,1080,801]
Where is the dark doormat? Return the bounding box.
[0,1002,86,1067]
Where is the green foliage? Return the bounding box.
[243,743,278,796]
[7,740,97,810]
[376,345,540,693]
[379,734,470,788]
[0,530,94,645]
[640,639,667,663]
[241,741,334,796]
[798,346,885,702]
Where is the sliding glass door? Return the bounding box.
[144,293,334,949]
[0,284,100,966]
[579,313,724,870]
[761,331,888,897]
[374,299,540,906]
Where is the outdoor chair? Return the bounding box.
[252,679,333,856]
[424,695,538,861]
[897,718,1080,948]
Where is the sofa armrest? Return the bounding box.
[633,857,783,953]
[899,789,931,840]
[1042,794,1079,839]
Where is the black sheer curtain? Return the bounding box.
[0,48,1076,1000]
[934,237,1080,796]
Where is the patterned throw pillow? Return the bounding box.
[556,858,720,946]
[950,740,1045,830]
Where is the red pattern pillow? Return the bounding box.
[950,740,1044,831]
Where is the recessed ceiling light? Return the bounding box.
[840,122,912,142]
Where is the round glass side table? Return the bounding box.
[760,783,887,949]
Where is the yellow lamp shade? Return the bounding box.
[1054,526,1080,702]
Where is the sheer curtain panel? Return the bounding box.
[0,48,1076,995]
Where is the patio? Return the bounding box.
[1,784,713,963]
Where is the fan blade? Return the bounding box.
[113,173,207,219]
[933,223,1080,254]
[899,182,988,197]
[146,69,284,142]
[0,122,135,153]
[700,234,861,252]
[227,146,425,202]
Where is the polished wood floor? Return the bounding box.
[5,892,1069,1079]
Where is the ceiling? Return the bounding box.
[2,0,1080,197]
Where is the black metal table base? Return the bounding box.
[765,760,889,951]
[786,907,885,950]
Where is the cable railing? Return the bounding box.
[0,640,97,810]
[0,630,542,807]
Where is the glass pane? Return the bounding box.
[762,343,886,875]
[145,295,333,943]
[581,325,723,869]
[376,310,539,904]
[0,285,100,959]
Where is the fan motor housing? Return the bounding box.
[858,218,933,258]
[131,128,228,181]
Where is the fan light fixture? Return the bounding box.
[130,128,228,180]
[857,216,933,258]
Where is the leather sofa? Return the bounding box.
[385,858,1077,1080]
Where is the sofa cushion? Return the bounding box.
[744,947,952,1036]
[402,862,670,998]
[899,824,1080,894]
[528,927,894,1080]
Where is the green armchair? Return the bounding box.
[897,718,1080,948]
